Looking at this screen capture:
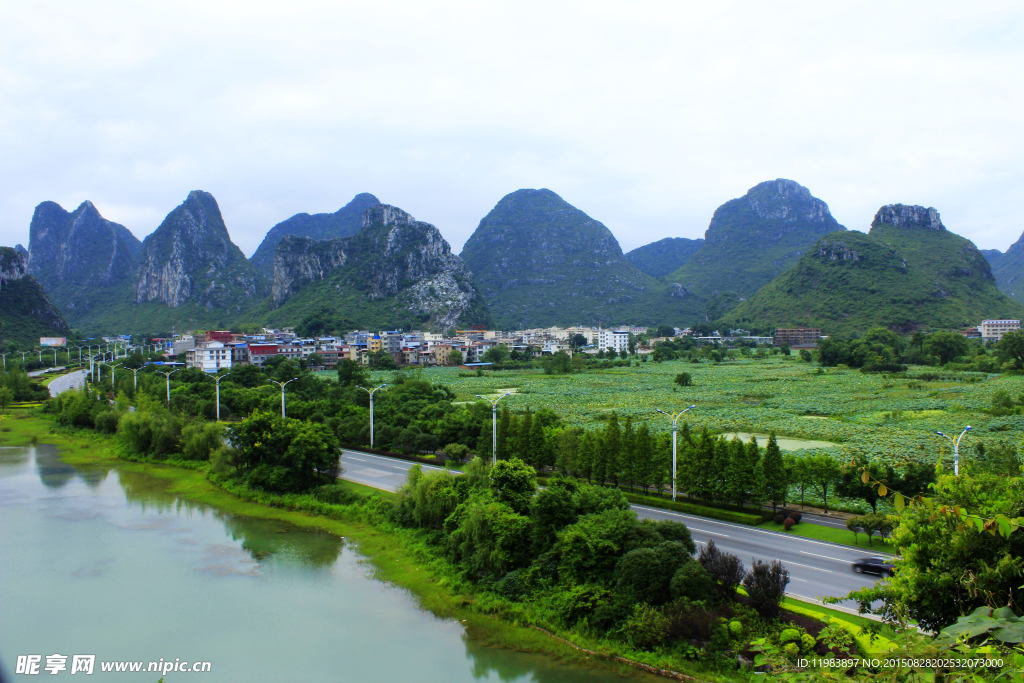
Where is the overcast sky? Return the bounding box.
[2,1,1022,257]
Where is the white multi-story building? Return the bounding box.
[185,341,232,373]
[596,329,630,354]
[980,319,1021,342]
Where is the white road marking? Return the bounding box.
[781,560,833,573]
[802,551,856,563]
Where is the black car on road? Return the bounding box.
[851,557,894,577]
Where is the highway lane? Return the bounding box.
[339,450,884,606]
[47,369,88,396]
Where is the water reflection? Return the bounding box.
[463,638,658,682]
[2,444,661,683]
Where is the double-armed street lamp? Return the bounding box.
[655,404,696,502]
[158,368,180,406]
[268,378,299,419]
[1,353,9,370]
[110,363,123,389]
[476,392,512,466]
[212,372,231,421]
[934,426,971,476]
[356,384,388,448]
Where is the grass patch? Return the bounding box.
[336,478,400,502]
[761,520,891,551]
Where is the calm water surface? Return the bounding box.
[0,445,658,683]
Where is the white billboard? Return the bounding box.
[40,337,67,347]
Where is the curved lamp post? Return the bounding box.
[110,363,123,389]
[158,369,180,406]
[268,378,298,419]
[476,393,512,466]
[355,384,387,448]
[655,404,696,501]
[212,372,231,421]
[935,426,971,476]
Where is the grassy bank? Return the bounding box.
[760,520,891,552]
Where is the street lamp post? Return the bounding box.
[355,384,387,447]
[476,393,512,466]
[128,367,141,389]
[268,378,298,419]
[655,405,696,502]
[158,369,180,406]
[110,363,123,389]
[212,372,231,421]
[935,426,971,476]
[1,353,8,370]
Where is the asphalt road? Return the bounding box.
[47,369,88,396]
[339,449,884,607]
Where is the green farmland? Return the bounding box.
[350,357,1024,469]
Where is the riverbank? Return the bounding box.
[5,410,712,681]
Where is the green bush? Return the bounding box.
[779,628,801,644]
[93,409,119,434]
[801,633,816,651]
[670,561,717,602]
[618,603,670,650]
[443,442,470,460]
[180,422,224,461]
[728,620,743,638]
[311,484,362,506]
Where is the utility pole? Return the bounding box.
[158,369,180,406]
[935,426,972,476]
[356,384,388,448]
[655,405,696,501]
[212,372,231,421]
[268,378,298,419]
[476,393,512,466]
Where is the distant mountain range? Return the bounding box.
[720,204,1024,335]
[0,247,69,347]
[7,180,1023,338]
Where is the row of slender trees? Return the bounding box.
[489,406,936,513]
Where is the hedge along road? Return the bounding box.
[338,449,884,610]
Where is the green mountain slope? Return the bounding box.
[0,247,70,347]
[264,204,492,331]
[719,204,1024,336]
[27,200,143,327]
[667,179,845,298]
[249,192,380,279]
[981,233,1024,302]
[460,189,705,328]
[625,237,704,277]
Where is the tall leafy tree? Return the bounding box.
[634,422,654,494]
[496,405,513,460]
[602,412,622,487]
[805,453,842,512]
[578,430,597,483]
[762,432,788,511]
[621,417,637,491]
[518,408,534,464]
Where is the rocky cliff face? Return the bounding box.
[249,192,380,279]
[668,179,846,297]
[873,204,944,231]
[134,191,269,311]
[0,246,70,345]
[28,200,142,293]
[271,204,490,330]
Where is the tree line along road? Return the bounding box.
[338,449,885,610]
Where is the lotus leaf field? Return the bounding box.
[345,357,1024,470]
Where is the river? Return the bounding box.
[0,444,660,682]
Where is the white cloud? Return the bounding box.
[1,1,1022,255]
